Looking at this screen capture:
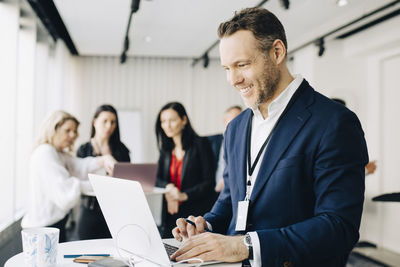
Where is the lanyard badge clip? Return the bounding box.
[236,179,251,232]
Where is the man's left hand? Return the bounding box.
[170,233,248,263]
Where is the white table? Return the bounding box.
[5,238,240,266]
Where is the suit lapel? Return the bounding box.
[164,152,172,182]
[236,110,253,201]
[181,145,191,184]
[250,81,313,203]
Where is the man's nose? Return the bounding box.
[228,69,244,86]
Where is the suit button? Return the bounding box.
[283,261,293,267]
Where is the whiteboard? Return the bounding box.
[118,110,144,163]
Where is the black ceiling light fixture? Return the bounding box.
[120,0,141,64]
[202,52,210,68]
[289,0,400,57]
[316,37,325,57]
[280,0,290,10]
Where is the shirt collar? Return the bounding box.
[252,74,303,120]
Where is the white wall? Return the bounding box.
[0,2,19,229]
[53,56,243,163]
[291,16,400,253]
[15,17,37,215]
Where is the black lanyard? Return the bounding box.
[246,113,275,178]
[245,87,301,186]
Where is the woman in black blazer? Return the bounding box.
[76,104,130,240]
[155,102,215,237]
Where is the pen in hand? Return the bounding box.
[184,218,212,233]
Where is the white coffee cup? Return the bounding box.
[21,227,59,267]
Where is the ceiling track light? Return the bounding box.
[289,1,399,57]
[315,37,325,57]
[202,53,209,68]
[280,0,290,10]
[120,0,141,64]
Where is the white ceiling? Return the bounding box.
[53,0,397,58]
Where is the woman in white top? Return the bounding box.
[21,110,116,242]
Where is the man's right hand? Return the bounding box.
[172,215,207,242]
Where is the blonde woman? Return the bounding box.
[21,110,116,242]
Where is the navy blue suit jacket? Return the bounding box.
[204,80,368,266]
[207,134,223,168]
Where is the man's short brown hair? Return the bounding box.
[218,7,288,53]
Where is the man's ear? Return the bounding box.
[270,39,286,65]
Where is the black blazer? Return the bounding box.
[77,141,130,162]
[156,136,216,230]
[207,134,223,168]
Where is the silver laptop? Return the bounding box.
[112,163,158,193]
[89,174,219,266]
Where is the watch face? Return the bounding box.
[245,234,252,246]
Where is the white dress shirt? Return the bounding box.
[215,140,225,185]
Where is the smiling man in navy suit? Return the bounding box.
[171,7,368,267]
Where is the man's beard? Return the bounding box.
[248,63,280,110]
[258,67,280,106]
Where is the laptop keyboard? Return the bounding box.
[163,242,179,257]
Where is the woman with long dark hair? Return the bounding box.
[77,104,130,239]
[77,104,130,162]
[155,102,215,237]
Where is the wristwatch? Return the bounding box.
[243,233,253,260]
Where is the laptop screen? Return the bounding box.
[89,174,171,266]
[112,163,158,193]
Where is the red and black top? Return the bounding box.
[169,152,183,190]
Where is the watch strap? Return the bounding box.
[244,233,253,260]
[248,245,253,260]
